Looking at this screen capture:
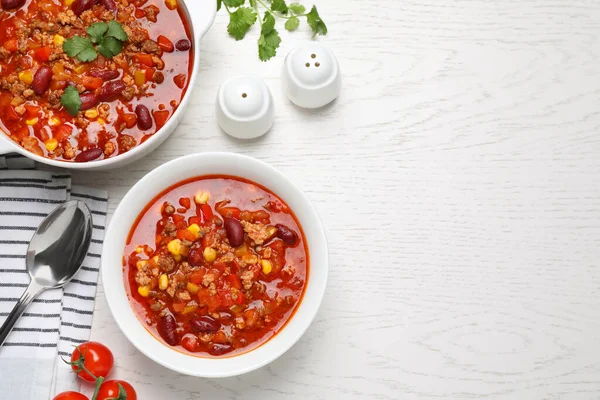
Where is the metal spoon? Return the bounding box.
[0,200,93,346]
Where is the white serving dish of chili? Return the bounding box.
[0,0,215,169]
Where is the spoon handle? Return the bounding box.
[0,280,44,347]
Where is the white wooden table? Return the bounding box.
[72,1,600,398]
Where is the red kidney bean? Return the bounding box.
[74,148,103,162]
[79,92,99,110]
[1,0,25,10]
[135,104,152,130]
[98,80,125,102]
[31,66,53,95]
[224,217,244,247]
[276,224,298,246]
[89,69,119,81]
[72,0,98,15]
[190,316,221,333]
[100,0,116,12]
[158,314,178,346]
[209,343,233,356]
[175,39,191,51]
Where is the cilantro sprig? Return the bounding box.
[63,20,128,62]
[60,86,82,117]
[219,0,327,61]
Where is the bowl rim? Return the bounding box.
[0,0,217,169]
[101,152,329,377]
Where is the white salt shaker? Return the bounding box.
[216,75,275,139]
[282,42,341,109]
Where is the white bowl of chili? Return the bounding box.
[0,0,215,169]
[102,152,329,377]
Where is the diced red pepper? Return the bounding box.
[4,39,18,53]
[33,47,52,62]
[176,229,195,242]
[144,67,155,81]
[25,104,41,118]
[135,54,154,67]
[179,197,191,209]
[157,35,174,53]
[54,124,73,142]
[172,302,186,312]
[152,110,169,130]
[172,214,185,224]
[189,270,205,285]
[225,274,242,290]
[82,76,104,90]
[5,106,19,121]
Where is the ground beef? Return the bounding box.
[141,39,161,54]
[157,254,176,272]
[117,134,136,152]
[240,221,270,245]
[162,221,176,237]
[143,5,159,22]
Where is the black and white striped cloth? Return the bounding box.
[0,155,108,399]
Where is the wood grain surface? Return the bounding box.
[71,0,600,398]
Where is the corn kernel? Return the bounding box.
[173,254,182,262]
[18,71,33,85]
[25,117,38,126]
[203,246,216,262]
[261,259,272,275]
[187,223,201,238]
[167,239,182,256]
[138,285,151,297]
[159,274,169,290]
[165,0,177,10]
[194,191,209,205]
[44,138,58,152]
[84,109,98,119]
[186,282,200,294]
[135,246,143,253]
[74,64,86,74]
[134,69,146,86]
[97,117,105,125]
[53,34,65,47]
[136,260,148,270]
[64,0,74,5]
[48,117,61,126]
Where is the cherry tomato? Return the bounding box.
[70,342,114,382]
[52,392,88,400]
[97,380,137,400]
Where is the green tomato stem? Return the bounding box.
[90,376,105,400]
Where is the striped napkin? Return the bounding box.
[0,155,108,400]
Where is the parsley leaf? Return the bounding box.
[287,2,305,14]
[306,5,327,36]
[284,16,299,31]
[258,12,281,61]
[270,0,288,14]
[97,36,123,58]
[106,20,128,42]
[249,0,256,6]
[60,86,82,117]
[227,7,257,40]
[63,36,98,62]
[86,22,108,44]
[224,0,245,6]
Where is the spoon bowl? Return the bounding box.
[0,200,93,346]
